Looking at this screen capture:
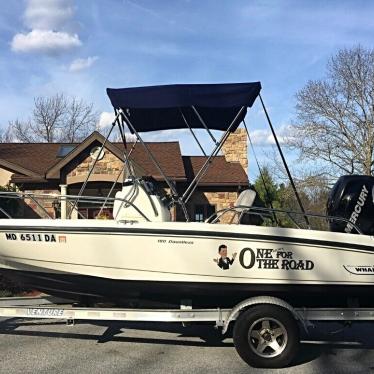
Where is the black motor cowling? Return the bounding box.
[327,175,374,235]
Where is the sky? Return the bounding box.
[1,0,374,181]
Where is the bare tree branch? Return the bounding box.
[8,94,98,143]
[289,45,374,176]
[63,98,97,142]
[0,125,14,143]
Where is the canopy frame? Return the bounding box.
[104,82,261,220]
[181,106,246,204]
[117,105,247,221]
[191,106,218,144]
[106,82,261,133]
[179,108,207,156]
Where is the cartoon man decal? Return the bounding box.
[214,244,237,270]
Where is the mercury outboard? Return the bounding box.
[327,175,374,235]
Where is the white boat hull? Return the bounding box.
[0,219,373,307]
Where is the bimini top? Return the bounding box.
[106,82,261,133]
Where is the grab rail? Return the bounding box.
[206,205,364,235]
[0,192,363,235]
[0,191,150,222]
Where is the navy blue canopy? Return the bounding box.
[106,82,261,133]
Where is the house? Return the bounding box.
[0,129,249,223]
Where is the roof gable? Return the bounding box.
[46,131,186,181]
[0,131,186,182]
[0,133,248,186]
[46,131,127,179]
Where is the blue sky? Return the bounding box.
[1,0,374,180]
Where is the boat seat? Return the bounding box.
[234,189,264,225]
[234,189,256,209]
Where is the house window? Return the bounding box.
[194,204,216,222]
[57,145,76,158]
[78,207,113,219]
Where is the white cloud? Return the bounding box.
[97,112,190,143]
[98,112,188,137]
[142,129,190,142]
[69,56,98,72]
[11,30,81,54]
[250,125,292,147]
[98,111,115,130]
[250,129,276,146]
[24,0,74,30]
[97,111,137,141]
[11,0,81,55]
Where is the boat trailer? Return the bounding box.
[1,295,374,368]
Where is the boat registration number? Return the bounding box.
[4,233,62,243]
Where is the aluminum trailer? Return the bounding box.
[1,295,374,368]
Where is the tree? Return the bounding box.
[290,45,374,176]
[253,167,286,226]
[0,126,12,142]
[253,167,330,230]
[253,166,279,207]
[7,94,98,143]
[277,178,329,231]
[0,185,18,218]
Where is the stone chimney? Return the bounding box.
[221,128,248,174]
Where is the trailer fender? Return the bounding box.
[222,296,307,335]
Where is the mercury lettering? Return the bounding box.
[345,185,369,233]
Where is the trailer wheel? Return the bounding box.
[233,304,299,368]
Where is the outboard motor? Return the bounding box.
[326,175,374,235]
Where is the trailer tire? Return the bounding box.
[233,304,299,368]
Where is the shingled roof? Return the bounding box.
[0,143,63,176]
[182,156,248,186]
[0,131,248,186]
[116,142,186,180]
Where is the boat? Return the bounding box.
[0,82,373,309]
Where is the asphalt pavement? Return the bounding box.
[0,318,373,374]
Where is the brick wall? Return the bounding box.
[186,190,239,224]
[23,189,60,218]
[221,128,248,174]
[67,151,123,178]
[205,191,238,224]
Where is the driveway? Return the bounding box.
[0,318,373,374]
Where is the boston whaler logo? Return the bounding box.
[344,265,374,275]
[344,185,369,233]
